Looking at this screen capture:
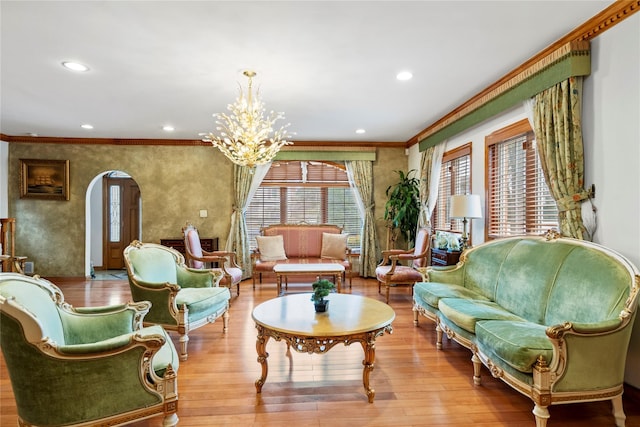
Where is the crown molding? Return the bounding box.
[0,134,405,149]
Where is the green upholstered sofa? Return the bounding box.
[0,273,179,426]
[413,231,640,427]
[124,241,231,361]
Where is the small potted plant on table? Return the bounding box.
[311,278,336,312]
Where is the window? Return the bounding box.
[246,161,362,250]
[486,119,558,238]
[432,144,471,233]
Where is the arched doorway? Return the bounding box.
[85,171,141,277]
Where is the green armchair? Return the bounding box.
[0,272,179,427]
[124,240,230,361]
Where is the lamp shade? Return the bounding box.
[449,194,482,219]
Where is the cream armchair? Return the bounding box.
[0,273,179,427]
[124,240,230,361]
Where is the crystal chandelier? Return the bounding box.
[202,70,292,168]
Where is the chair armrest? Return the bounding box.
[129,278,181,292]
[381,249,413,256]
[73,303,149,315]
[546,319,624,338]
[60,301,152,344]
[58,332,162,355]
[177,265,220,288]
[378,249,411,266]
[393,253,421,261]
[425,264,465,283]
[542,318,633,391]
[202,250,241,268]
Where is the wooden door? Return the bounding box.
[103,177,140,269]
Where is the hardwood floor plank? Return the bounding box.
[1,276,639,426]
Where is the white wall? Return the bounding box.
[89,175,104,269]
[408,13,640,386]
[410,104,527,247]
[0,140,8,218]
[584,13,640,386]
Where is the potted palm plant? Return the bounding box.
[384,169,421,248]
[311,278,335,312]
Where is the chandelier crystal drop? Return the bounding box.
[202,70,293,168]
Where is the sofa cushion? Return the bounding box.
[254,258,349,272]
[475,319,553,373]
[414,281,489,309]
[321,233,347,260]
[256,235,287,261]
[438,298,525,333]
[375,265,422,283]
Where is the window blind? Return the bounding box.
[432,145,471,233]
[487,131,558,238]
[246,161,363,249]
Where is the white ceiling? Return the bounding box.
[0,1,611,143]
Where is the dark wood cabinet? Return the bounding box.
[430,248,461,266]
[160,237,218,255]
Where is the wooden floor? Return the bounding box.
[2,275,639,427]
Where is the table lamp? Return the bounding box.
[449,194,482,250]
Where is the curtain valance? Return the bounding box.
[274,147,376,161]
[418,41,590,151]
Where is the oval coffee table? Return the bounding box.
[252,293,395,403]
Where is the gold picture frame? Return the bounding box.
[20,159,70,201]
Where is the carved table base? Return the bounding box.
[254,323,392,403]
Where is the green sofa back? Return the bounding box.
[460,237,632,325]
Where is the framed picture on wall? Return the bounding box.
[20,159,70,201]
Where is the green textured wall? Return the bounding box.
[8,143,406,277]
[372,148,412,251]
[8,143,233,277]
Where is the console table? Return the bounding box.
[430,248,461,267]
[160,237,218,256]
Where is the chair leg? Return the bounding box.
[222,309,229,333]
[386,285,390,304]
[162,413,179,427]
[179,333,189,361]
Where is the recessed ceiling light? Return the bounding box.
[62,61,90,72]
[162,125,175,132]
[396,71,413,81]
[355,129,366,134]
[81,124,93,129]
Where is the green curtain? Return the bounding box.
[418,143,445,229]
[225,164,269,279]
[346,160,380,278]
[532,76,589,239]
